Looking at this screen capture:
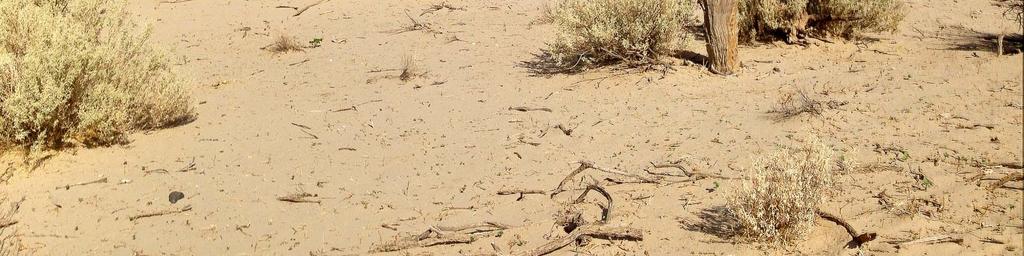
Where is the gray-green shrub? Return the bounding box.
[0,0,192,150]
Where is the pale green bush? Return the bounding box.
[739,0,905,42]
[529,0,695,73]
[727,137,843,243]
[0,0,192,150]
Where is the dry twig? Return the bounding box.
[277,192,320,203]
[896,235,964,248]
[293,0,329,17]
[987,172,1023,190]
[129,205,193,221]
[508,106,552,112]
[56,177,108,190]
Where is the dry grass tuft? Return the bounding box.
[525,0,695,74]
[265,35,305,53]
[0,0,193,151]
[738,0,906,42]
[727,136,846,243]
[398,57,424,82]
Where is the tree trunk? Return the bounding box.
[702,0,739,75]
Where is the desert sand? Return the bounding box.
[1,0,1022,255]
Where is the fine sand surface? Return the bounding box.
[1,0,1022,255]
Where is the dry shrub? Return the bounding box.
[529,0,695,73]
[0,197,20,256]
[738,0,906,42]
[727,137,845,243]
[999,0,1024,27]
[265,35,304,53]
[0,0,193,151]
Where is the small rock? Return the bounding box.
[169,191,185,204]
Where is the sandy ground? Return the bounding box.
[1,0,1022,255]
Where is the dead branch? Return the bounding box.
[372,222,509,252]
[896,235,964,248]
[574,185,613,223]
[646,162,694,177]
[515,225,643,256]
[816,209,877,247]
[551,161,659,197]
[56,177,108,190]
[277,192,321,203]
[508,106,552,112]
[987,172,1023,190]
[293,0,329,17]
[129,205,193,221]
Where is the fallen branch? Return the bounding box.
[551,161,659,197]
[516,225,643,256]
[816,209,876,248]
[896,235,964,248]
[277,192,320,203]
[56,177,108,190]
[129,205,193,221]
[372,222,509,252]
[987,172,1023,190]
[508,106,552,112]
[574,185,613,223]
[646,162,694,177]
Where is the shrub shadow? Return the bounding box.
[943,28,1023,54]
[519,51,587,76]
[672,50,708,66]
[679,205,742,240]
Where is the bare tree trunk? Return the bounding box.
[701,0,739,75]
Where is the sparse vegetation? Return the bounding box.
[727,137,846,243]
[265,35,305,53]
[738,0,906,42]
[768,89,845,121]
[0,0,193,151]
[527,0,695,73]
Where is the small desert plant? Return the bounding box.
[727,137,844,243]
[397,57,424,82]
[265,35,305,53]
[0,0,192,151]
[738,0,906,42]
[529,0,695,73]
